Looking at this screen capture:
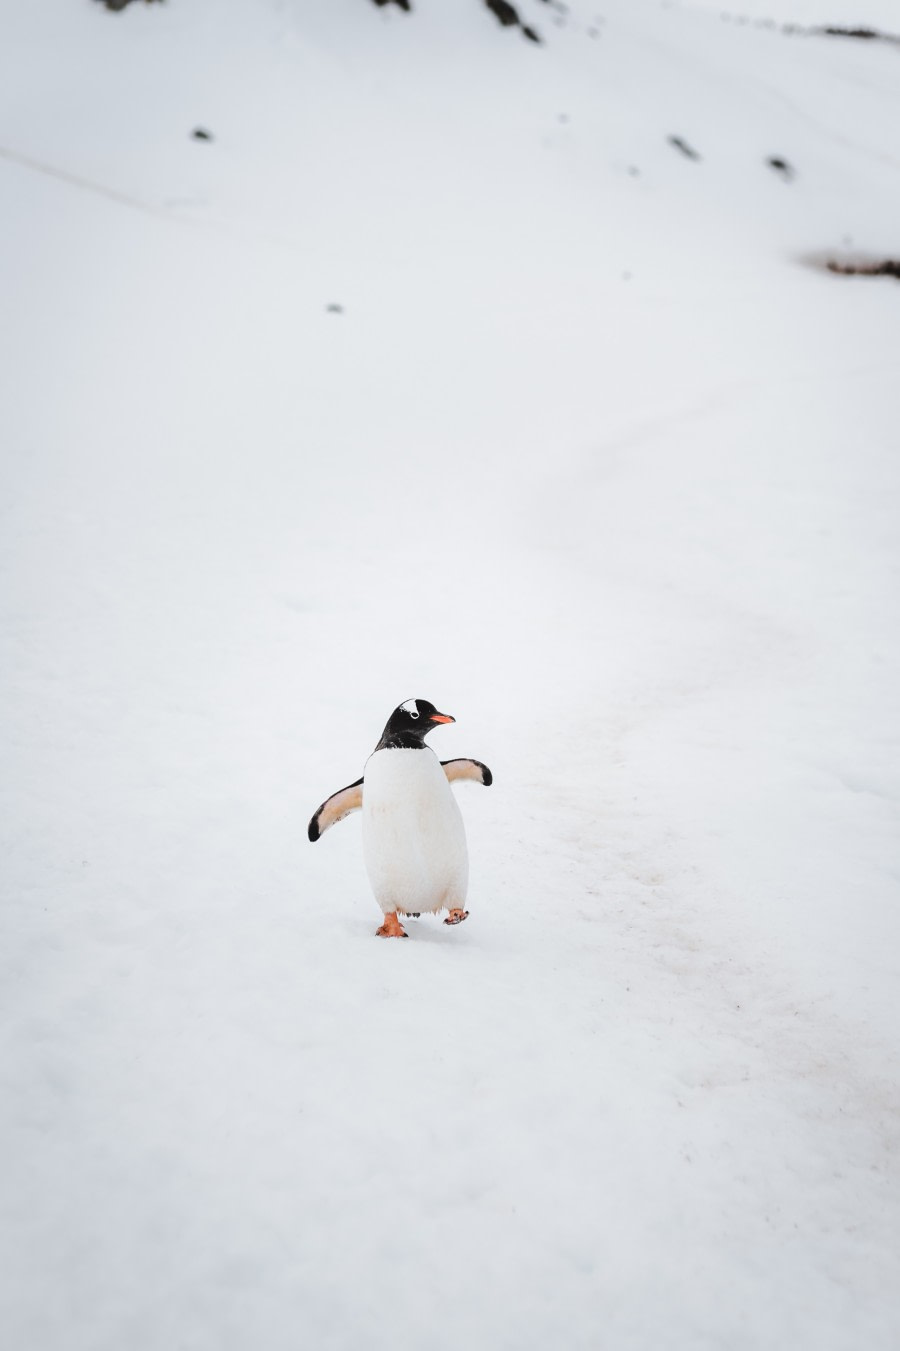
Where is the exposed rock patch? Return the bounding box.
[483,0,542,43]
[826,257,900,280]
[668,135,701,162]
[767,156,794,180]
[718,11,900,46]
[815,25,900,44]
[95,0,163,11]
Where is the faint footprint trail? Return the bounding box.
[0,142,176,219]
[0,142,307,259]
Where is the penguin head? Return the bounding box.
[375,698,455,751]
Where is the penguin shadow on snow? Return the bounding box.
[308,699,493,940]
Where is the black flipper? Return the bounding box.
[308,776,364,841]
[441,759,493,787]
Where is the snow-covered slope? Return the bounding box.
[1,2,899,1348]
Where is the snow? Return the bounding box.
[1,0,899,1347]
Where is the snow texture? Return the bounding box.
[1,1,899,1348]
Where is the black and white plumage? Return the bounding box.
[308,699,492,936]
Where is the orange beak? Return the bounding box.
[430,712,455,724]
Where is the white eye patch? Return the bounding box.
[400,698,420,719]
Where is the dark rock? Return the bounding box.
[95,0,163,10]
[827,259,900,280]
[821,26,879,40]
[483,0,542,41]
[767,156,794,180]
[484,0,521,27]
[781,20,900,45]
[668,135,701,162]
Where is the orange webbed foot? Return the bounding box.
[376,911,408,938]
[444,908,469,926]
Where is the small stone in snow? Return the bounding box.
[668,135,701,162]
[767,156,795,180]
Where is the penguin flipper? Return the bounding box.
[308,777,364,841]
[441,759,493,787]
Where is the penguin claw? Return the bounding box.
[444,909,469,926]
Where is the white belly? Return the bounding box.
[362,748,469,915]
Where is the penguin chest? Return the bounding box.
[362,749,468,914]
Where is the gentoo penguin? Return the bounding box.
[308,699,492,937]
